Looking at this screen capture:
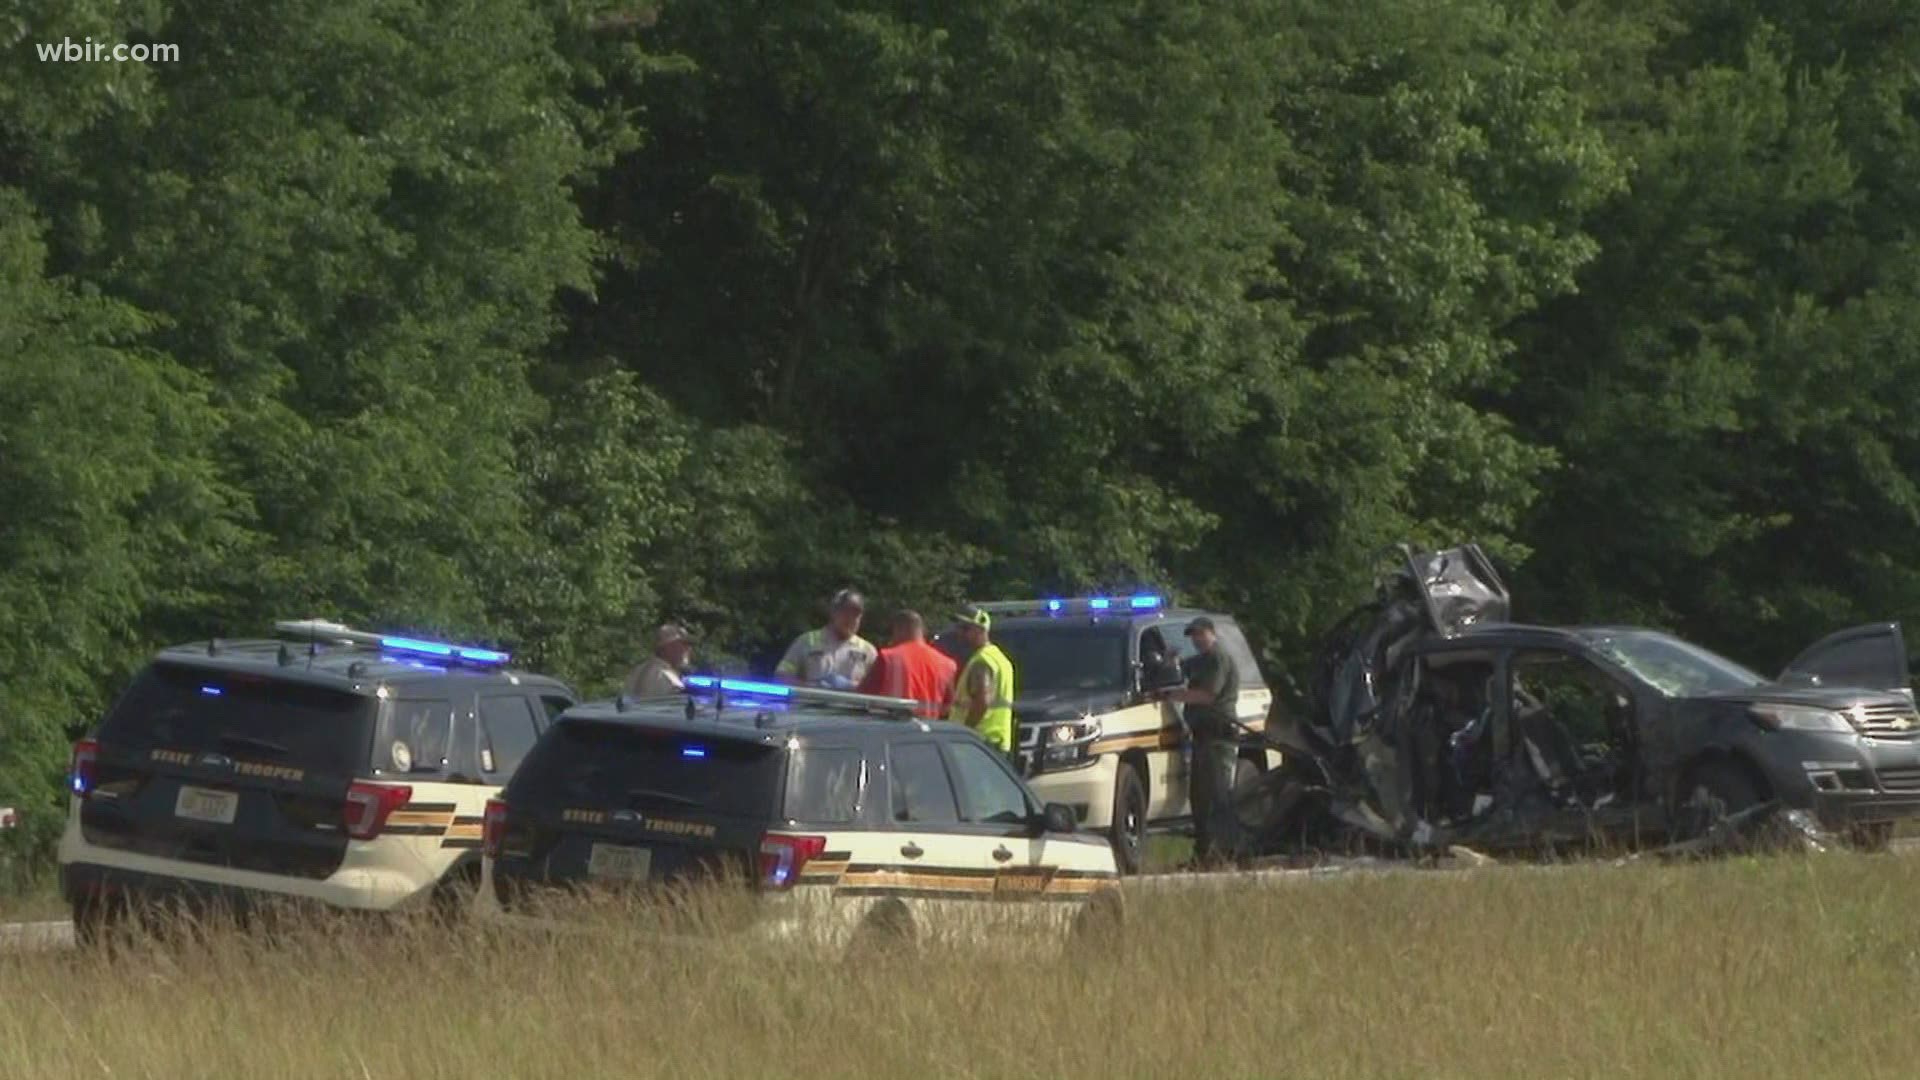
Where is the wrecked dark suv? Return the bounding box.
[1258,544,1920,855]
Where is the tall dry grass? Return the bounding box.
[5,855,1919,1079]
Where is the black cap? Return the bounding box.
[1183,616,1215,637]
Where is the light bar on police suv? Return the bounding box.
[271,619,511,666]
[970,594,1167,617]
[682,676,920,717]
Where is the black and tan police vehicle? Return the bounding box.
[59,619,574,936]
[936,595,1277,873]
[482,677,1121,950]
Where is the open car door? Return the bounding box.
[1778,622,1913,698]
[1407,543,1511,638]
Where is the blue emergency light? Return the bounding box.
[683,676,793,699]
[271,620,510,668]
[978,594,1167,617]
[681,745,708,759]
[200,685,223,697]
[380,636,510,666]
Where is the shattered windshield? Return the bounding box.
[1580,631,1766,697]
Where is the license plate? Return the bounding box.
[175,785,239,825]
[588,843,652,882]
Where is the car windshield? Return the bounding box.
[1580,630,1767,697]
[985,626,1129,695]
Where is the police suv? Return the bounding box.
[937,596,1276,873]
[59,620,574,935]
[483,678,1122,951]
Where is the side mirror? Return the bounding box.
[1146,660,1184,692]
[1038,802,1077,835]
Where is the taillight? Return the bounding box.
[758,833,827,890]
[69,738,100,799]
[482,798,508,859]
[343,782,412,840]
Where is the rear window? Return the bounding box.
[99,662,375,778]
[783,747,866,824]
[508,720,781,821]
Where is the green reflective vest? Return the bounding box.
[950,643,1016,752]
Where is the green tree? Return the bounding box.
[1511,7,1920,666]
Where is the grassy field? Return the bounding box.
[5,855,1920,1079]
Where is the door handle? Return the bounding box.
[992,845,1014,863]
[900,842,924,859]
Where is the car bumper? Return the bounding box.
[1024,755,1119,829]
[58,811,432,912]
[1756,733,1920,829]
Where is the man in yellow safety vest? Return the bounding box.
[947,605,1016,756]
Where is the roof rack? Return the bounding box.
[970,594,1168,618]
[682,676,920,719]
[271,618,511,668]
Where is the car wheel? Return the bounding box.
[1232,755,1272,834]
[430,863,482,925]
[1109,764,1149,875]
[845,898,916,963]
[1847,822,1895,853]
[1679,761,1761,838]
[70,893,122,948]
[1066,888,1126,959]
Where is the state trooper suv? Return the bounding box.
[485,678,1121,951]
[59,620,574,936]
[935,596,1276,873]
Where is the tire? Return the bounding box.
[70,893,121,948]
[1847,822,1895,853]
[1067,888,1126,959]
[845,898,916,963]
[1109,763,1149,875]
[1232,755,1271,834]
[430,864,482,925]
[1679,760,1762,839]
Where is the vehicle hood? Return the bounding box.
[1013,690,1130,724]
[1692,685,1914,710]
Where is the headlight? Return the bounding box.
[1049,720,1101,744]
[1750,704,1855,733]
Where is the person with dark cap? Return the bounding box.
[947,605,1017,756]
[858,610,957,719]
[624,623,695,699]
[776,588,878,689]
[1158,616,1241,865]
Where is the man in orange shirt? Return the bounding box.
[857,610,958,719]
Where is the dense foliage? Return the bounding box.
[5,0,1919,865]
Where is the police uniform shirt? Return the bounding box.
[1181,647,1240,737]
[776,627,878,687]
[624,656,686,699]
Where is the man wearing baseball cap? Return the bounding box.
[947,605,1017,755]
[624,623,695,699]
[775,588,878,689]
[1158,616,1241,865]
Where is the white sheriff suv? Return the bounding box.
[59,620,574,938]
[484,678,1124,952]
[937,596,1278,873]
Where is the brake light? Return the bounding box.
[758,833,828,890]
[343,781,412,840]
[482,798,508,858]
[69,738,99,799]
